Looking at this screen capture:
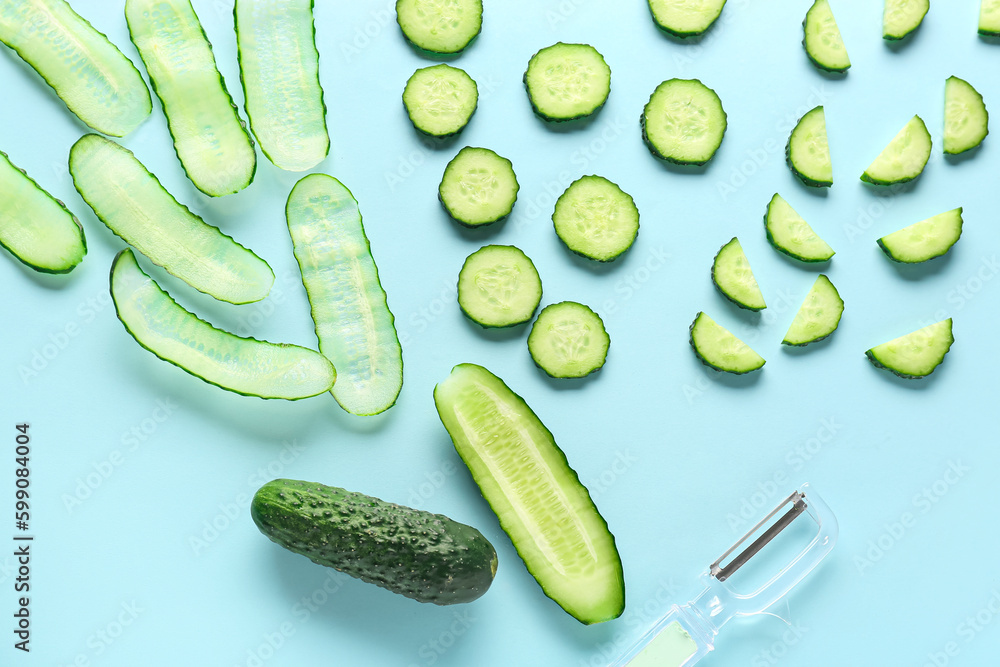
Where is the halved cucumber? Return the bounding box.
[458,245,541,328]
[642,78,727,165]
[125,0,256,197]
[712,237,765,311]
[782,275,843,346]
[866,319,953,378]
[395,0,482,54]
[689,312,764,374]
[527,301,609,379]
[944,76,988,155]
[877,208,963,263]
[861,115,931,185]
[786,106,832,187]
[434,363,625,624]
[803,0,851,72]
[552,175,638,262]
[0,0,151,137]
[234,0,329,172]
[403,64,478,137]
[524,43,611,122]
[765,194,835,263]
[69,134,273,305]
[980,0,1000,36]
[883,0,928,40]
[439,147,519,227]
[0,148,85,274]
[286,174,403,416]
[647,0,727,37]
[111,249,335,399]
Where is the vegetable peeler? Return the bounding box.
[612,483,838,666]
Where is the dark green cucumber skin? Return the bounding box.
[252,479,498,605]
[784,139,832,188]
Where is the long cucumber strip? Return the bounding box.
[235,0,329,172]
[125,0,256,196]
[286,174,403,416]
[111,249,335,399]
[0,148,85,273]
[434,363,625,625]
[0,0,151,137]
[70,134,273,305]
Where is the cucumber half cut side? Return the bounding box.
[712,237,766,311]
[689,312,765,374]
[782,275,844,346]
[866,319,953,378]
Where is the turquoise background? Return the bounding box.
[2,1,998,665]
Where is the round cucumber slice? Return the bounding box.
[528,301,609,378]
[944,76,989,155]
[642,78,727,165]
[647,0,727,37]
[883,0,929,40]
[764,194,835,263]
[395,0,482,54]
[438,147,519,227]
[786,106,832,188]
[403,64,478,137]
[552,176,638,262]
[861,115,932,185]
[866,319,953,378]
[803,0,850,72]
[782,275,844,346]
[712,237,765,311]
[524,43,611,122]
[458,245,542,328]
[877,208,963,263]
[689,312,764,374]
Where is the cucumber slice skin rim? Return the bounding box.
[403,64,479,138]
[438,146,519,228]
[882,0,929,40]
[646,0,728,38]
[523,42,611,123]
[527,301,610,379]
[552,175,639,262]
[865,319,954,379]
[711,237,766,311]
[689,311,765,374]
[394,0,483,55]
[640,78,727,166]
[860,116,932,186]
[877,208,963,264]
[785,106,832,188]
[781,274,844,347]
[944,76,989,155]
[110,249,336,400]
[457,244,542,328]
[802,0,850,73]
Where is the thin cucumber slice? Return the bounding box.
[0,0,151,137]
[883,0,928,40]
[524,43,611,122]
[944,76,989,155]
[552,175,638,262]
[125,0,256,197]
[286,174,403,416]
[433,363,625,624]
[782,275,843,346]
[235,0,329,172]
[647,0,727,37]
[642,78,727,165]
[803,0,851,72]
[712,237,765,311]
[403,64,478,137]
[861,115,931,185]
[438,147,519,227]
[111,249,335,399]
[70,134,273,305]
[981,0,1000,36]
[877,208,963,263]
[0,148,85,273]
[395,0,482,54]
[765,194,835,263]
[527,301,609,379]
[866,319,953,378]
[689,312,764,374]
[457,245,541,328]
[786,106,832,187]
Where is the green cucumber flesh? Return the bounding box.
[524,42,610,122]
[403,64,478,137]
[527,301,609,379]
[438,147,519,227]
[980,0,1000,36]
[235,0,329,172]
[944,76,988,155]
[803,0,850,72]
[286,174,403,416]
[877,208,963,263]
[883,0,928,40]
[111,249,335,399]
[712,237,765,311]
[866,319,953,378]
[642,78,727,165]
[689,312,764,374]
[552,175,638,262]
[647,0,727,37]
[125,0,256,196]
[395,0,482,54]
[252,479,497,605]
[782,275,843,346]
[765,194,835,263]
[70,134,273,305]
[457,245,541,328]
[434,364,624,624]
[0,148,85,274]
[786,106,832,187]
[0,0,151,137]
[861,115,931,185]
